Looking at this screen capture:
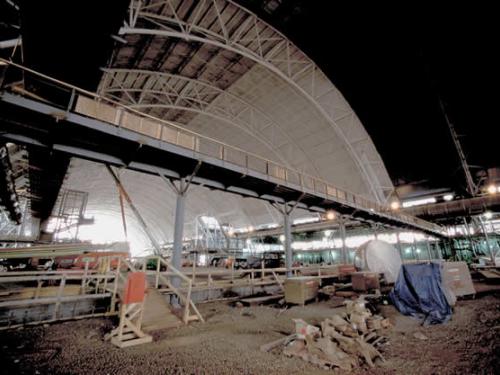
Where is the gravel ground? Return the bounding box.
[0,293,498,375]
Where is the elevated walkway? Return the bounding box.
[0,59,444,237]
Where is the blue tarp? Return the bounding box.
[389,263,452,325]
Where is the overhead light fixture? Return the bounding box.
[484,211,493,220]
[390,201,400,210]
[443,194,454,201]
[247,225,254,232]
[325,211,336,220]
[279,234,285,242]
[487,184,497,195]
[402,197,436,208]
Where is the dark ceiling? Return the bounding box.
[2,0,498,197]
[238,1,499,196]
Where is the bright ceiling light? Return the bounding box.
[279,234,285,242]
[402,197,436,208]
[325,211,336,220]
[443,194,454,201]
[484,211,493,220]
[487,184,497,195]
[390,201,400,210]
[247,225,255,232]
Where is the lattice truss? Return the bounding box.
[101,0,394,202]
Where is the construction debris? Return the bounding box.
[413,332,428,340]
[280,299,391,371]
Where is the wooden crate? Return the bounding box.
[284,276,319,305]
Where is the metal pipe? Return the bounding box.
[106,165,162,253]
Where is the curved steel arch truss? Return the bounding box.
[119,0,394,202]
[100,68,324,174]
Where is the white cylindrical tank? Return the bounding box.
[354,240,402,283]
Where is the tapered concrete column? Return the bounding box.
[284,211,293,277]
[172,190,186,289]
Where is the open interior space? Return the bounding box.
[1,1,498,374]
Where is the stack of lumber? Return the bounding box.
[282,299,391,371]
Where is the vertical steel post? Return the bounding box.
[284,210,293,277]
[339,218,348,264]
[172,186,186,288]
[426,238,432,261]
[479,218,494,263]
[396,232,404,263]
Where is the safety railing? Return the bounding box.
[0,58,444,235]
[130,255,204,324]
[0,254,204,329]
[0,264,116,330]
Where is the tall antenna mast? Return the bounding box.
[438,97,477,196]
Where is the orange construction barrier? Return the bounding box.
[123,272,147,304]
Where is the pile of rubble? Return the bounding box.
[264,299,392,371]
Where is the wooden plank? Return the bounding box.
[111,335,152,348]
[0,292,112,308]
[240,294,284,306]
[479,270,500,280]
[260,334,297,352]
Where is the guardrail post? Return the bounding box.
[53,274,66,320]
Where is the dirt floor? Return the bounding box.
[0,293,499,375]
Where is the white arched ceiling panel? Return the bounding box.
[61,158,314,254]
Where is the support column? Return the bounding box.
[172,186,186,288]
[479,217,495,263]
[426,238,432,262]
[339,218,348,264]
[412,238,417,261]
[159,162,201,299]
[271,196,305,278]
[396,232,404,263]
[436,242,443,259]
[284,210,293,277]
